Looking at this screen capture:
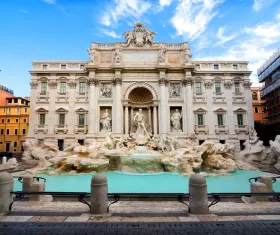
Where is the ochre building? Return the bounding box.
[0,97,30,152]
[251,87,267,123]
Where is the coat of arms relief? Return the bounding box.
[122,22,156,47]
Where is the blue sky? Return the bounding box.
[0,0,280,97]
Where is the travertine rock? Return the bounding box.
[270,135,280,171]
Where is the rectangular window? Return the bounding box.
[17,108,19,113]
[41,82,47,93]
[43,65,48,69]
[60,82,67,93]
[237,114,244,126]
[14,142,17,147]
[217,114,224,126]
[15,129,18,135]
[1,119,4,123]
[23,118,27,123]
[199,140,205,145]
[39,114,45,125]
[233,64,238,70]
[234,82,240,94]
[61,64,66,69]
[196,64,200,70]
[79,114,85,125]
[7,119,10,123]
[59,114,65,125]
[24,108,27,113]
[3,108,5,113]
[58,139,64,151]
[215,82,221,93]
[22,129,26,135]
[255,107,258,113]
[79,82,86,93]
[78,139,84,145]
[16,119,19,123]
[14,98,18,103]
[195,82,202,94]
[214,64,219,70]
[6,129,9,135]
[80,65,84,69]
[219,140,225,144]
[8,99,12,103]
[1,129,4,135]
[197,114,204,125]
[21,99,24,104]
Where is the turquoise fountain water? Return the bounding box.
[13,170,280,193]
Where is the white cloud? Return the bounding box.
[170,0,225,41]
[196,34,212,49]
[43,0,56,4]
[159,0,174,7]
[17,9,28,13]
[215,27,237,45]
[276,13,280,20]
[99,28,121,38]
[253,0,276,12]
[100,0,152,26]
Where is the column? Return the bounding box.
[27,76,38,140]
[225,76,235,135]
[205,77,214,136]
[48,74,57,136]
[148,107,152,128]
[113,73,122,135]
[124,105,129,135]
[185,77,194,134]
[182,84,188,133]
[67,74,77,143]
[88,72,97,135]
[244,80,254,128]
[130,107,134,127]
[153,105,158,135]
[159,73,168,134]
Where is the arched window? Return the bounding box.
[252,92,257,100]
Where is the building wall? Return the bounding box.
[251,87,267,123]
[0,98,30,152]
[0,90,14,106]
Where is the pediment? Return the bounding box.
[56,107,68,113]
[194,108,207,113]
[234,108,246,113]
[76,108,88,113]
[36,108,48,113]
[214,108,227,113]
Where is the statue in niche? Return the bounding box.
[158,47,166,64]
[100,109,112,131]
[133,109,148,136]
[170,84,180,97]
[113,48,121,64]
[100,84,112,97]
[87,48,96,64]
[171,109,182,131]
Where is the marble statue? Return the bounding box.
[134,108,148,136]
[169,136,179,151]
[170,84,180,97]
[157,134,167,152]
[270,135,280,171]
[100,109,112,131]
[171,109,182,131]
[158,48,166,64]
[184,48,192,63]
[87,48,96,64]
[113,48,121,64]
[100,84,112,97]
[123,30,134,46]
[2,156,7,164]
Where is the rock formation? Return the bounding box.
[270,135,280,171]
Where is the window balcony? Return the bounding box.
[57,92,69,102]
[232,92,245,102]
[37,92,49,102]
[55,124,68,134]
[194,125,208,134]
[215,125,228,134]
[193,92,206,102]
[234,125,249,134]
[75,125,88,134]
[76,92,88,102]
[35,124,48,134]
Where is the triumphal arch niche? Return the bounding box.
[30,21,253,147]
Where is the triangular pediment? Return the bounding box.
[194,108,207,113]
[36,108,48,113]
[76,108,88,113]
[56,107,68,113]
[234,108,246,113]
[214,108,227,113]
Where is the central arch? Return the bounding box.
[128,87,153,106]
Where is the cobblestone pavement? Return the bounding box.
[1,221,280,235]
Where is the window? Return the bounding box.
[219,140,225,144]
[8,99,12,103]
[195,82,202,94]
[240,140,245,151]
[196,64,200,70]
[14,98,18,103]
[237,114,244,126]
[41,82,47,93]
[1,119,4,123]
[23,118,26,123]
[233,64,238,70]
[24,108,27,113]
[234,82,240,94]
[22,129,26,135]
[16,119,19,123]
[0,129,4,135]
[78,139,84,145]
[59,114,65,125]
[43,65,48,69]
[79,82,86,93]
[217,114,224,126]
[39,114,45,125]
[6,129,9,135]
[58,139,64,151]
[255,107,258,113]
[21,99,24,104]
[215,82,221,93]
[3,108,5,113]
[60,82,67,93]
[7,119,10,123]
[61,64,66,69]
[79,114,85,125]
[197,114,204,125]
[214,64,219,70]
[8,108,11,113]
[80,65,84,69]
[15,129,18,135]
[252,92,257,100]
[17,108,19,113]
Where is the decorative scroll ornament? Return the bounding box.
[182,77,192,86]
[204,81,213,89]
[48,80,57,89]
[224,81,233,89]
[68,80,77,88]
[243,81,252,89]
[122,22,156,47]
[49,63,60,68]
[100,84,112,97]
[30,81,38,89]
[113,76,122,85]
[158,76,168,85]
[88,77,99,86]
[87,47,96,64]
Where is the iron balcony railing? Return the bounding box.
[260,78,280,97]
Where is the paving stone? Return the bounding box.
[196,214,218,221]
[64,216,89,222]
[0,216,32,222]
[179,216,200,222]
[217,216,259,221]
[257,215,280,220]
[28,216,66,222]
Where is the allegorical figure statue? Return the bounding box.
[171,109,182,131]
[158,48,166,64]
[123,30,134,46]
[100,109,112,131]
[87,48,96,64]
[113,48,121,64]
[134,108,148,135]
[184,48,192,63]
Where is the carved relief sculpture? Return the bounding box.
[243,81,252,89]
[170,84,180,97]
[48,81,57,89]
[204,81,213,89]
[100,109,112,132]
[171,109,182,131]
[224,81,233,89]
[100,84,112,97]
[68,80,77,88]
[30,81,38,89]
[87,48,96,64]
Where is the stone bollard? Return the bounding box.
[0,173,13,213]
[258,176,273,192]
[29,182,45,201]
[189,173,209,214]
[22,175,35,191]
[251,182,268,202]
[2,156,7,165]
[91,174,108,214]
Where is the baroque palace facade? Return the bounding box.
[28,22,253,151]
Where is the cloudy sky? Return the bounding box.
[0,0,279,97]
